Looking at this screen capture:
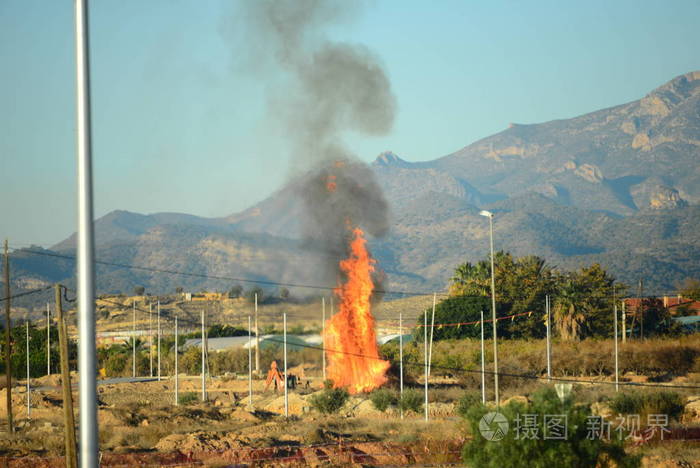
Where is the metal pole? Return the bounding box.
[427,292,436,377]
[174,315,179,406]
[283,312,288,418]
[74,0,99,462]
[248,315,253,408]
[399,311,404,419]
[132,301,136,378]
[157,300,161,381]
[149,303,153,377]
[47,302,51,376]
[488,214,499,405]
[614,302,619,392]
[546,295,551,381]
[201,308,206,401]
[424,310,428,421]
[621,301,626,344]
[480,310,486,404]
[4,239,13,434]
[26,320,30,419]
[639,278,644,340]
[254,293,259,374]
[322,297,326,381]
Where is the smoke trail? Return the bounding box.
[229,0,395,282]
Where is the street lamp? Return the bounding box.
[480,210,499,405]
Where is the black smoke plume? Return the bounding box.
[232,0,396,284]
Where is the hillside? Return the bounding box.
[10,71,700,308]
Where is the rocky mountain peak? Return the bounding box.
[372,151,411,168]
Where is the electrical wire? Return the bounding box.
[11,247,450,298]
[0,285,53,303]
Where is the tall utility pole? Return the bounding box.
[174,315,179,406]
[638,279,644,340]
[74,0,99,464]
[480,310,486,404]
[614,302,619,392]
[157,300,161,381]
[254,293,259,375]
[423,311,428,422]
[4,239,13,434]
[149,303,153,378]
[132,301,136,378]
[248,315,253,408]
[427,293,436,377]
[622,301,627,344]
[47,303,51,376]
[399,312,404,419]
[56,285,77,468]
[200,308,206,401]
[321,297,326,381]
[283,312,288,419]
[480,210,499,405]
[26,320,30,419]
[546,295,552,381]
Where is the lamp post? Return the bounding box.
[480,210,499,405]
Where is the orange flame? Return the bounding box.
[323,228,390,394]
[326,175,337,192]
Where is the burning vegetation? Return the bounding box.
[323,228,390,393]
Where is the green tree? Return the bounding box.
[680,278,700,301]
[449,252,553,339]
[553,277,587,341]
[279,287,290,300]
[246,286,265,304]
[134,286,145,296]
[228,285,243,299]
[1,323,69,378]
[414,296,491,341]
[461,387,639,468]
[552,264,620,340]
[449,261,490,297]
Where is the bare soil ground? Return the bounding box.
[1,373,700,467]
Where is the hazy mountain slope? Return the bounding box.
[13,71,700,304]
[434,71,700,213]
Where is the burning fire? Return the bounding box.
[325,175,337,192]
[323,228,390,393]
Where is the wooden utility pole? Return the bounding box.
[321,298,326,381]
[639,279,644,340]
[55,285,77,468]
[254,293,259,375]
[149,302,153,378]
[4,239,13,434]
[47,303,51,375]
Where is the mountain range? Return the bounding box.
[11,71,700,306]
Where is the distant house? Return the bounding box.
[187,292,226,302]
[623,295,700,316]
[668,299,700,316]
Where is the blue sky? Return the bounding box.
[1,0,699,246]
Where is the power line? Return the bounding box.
[12,248,450,298]
[0,285,53,303]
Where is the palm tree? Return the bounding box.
[449,261,490,296]
[553,278,586,341]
